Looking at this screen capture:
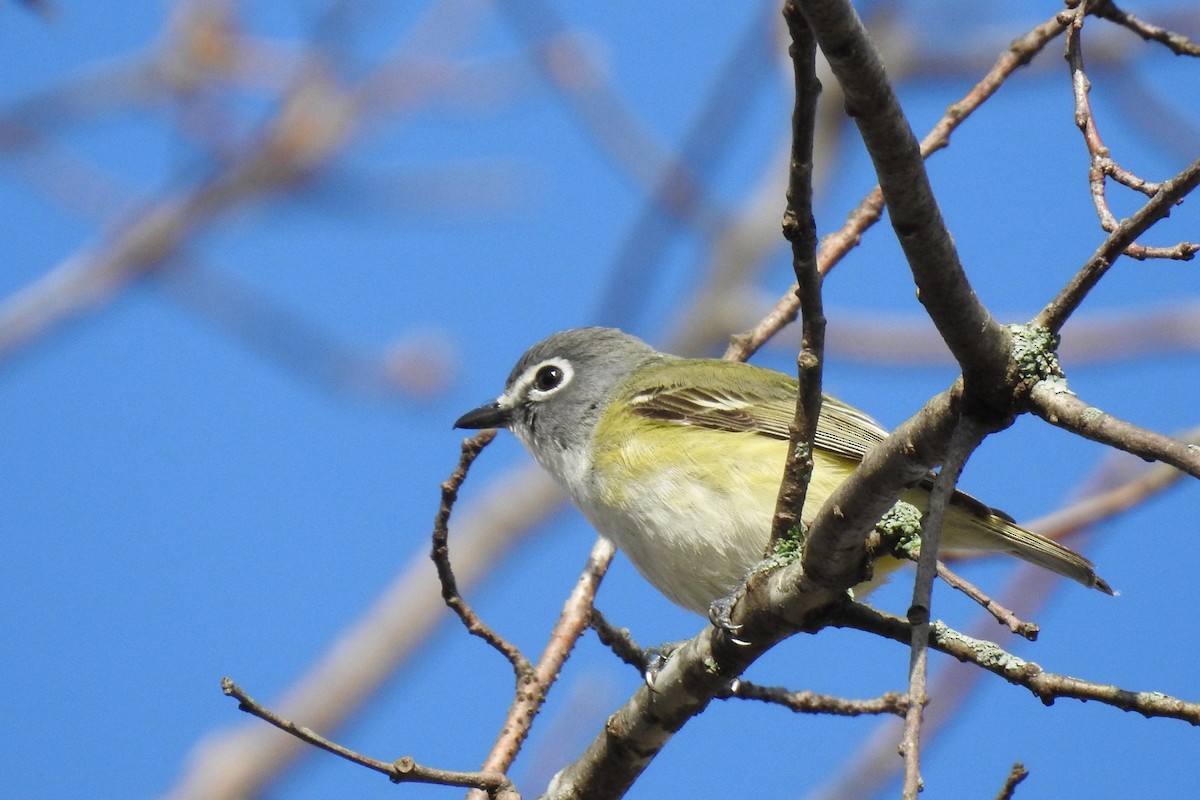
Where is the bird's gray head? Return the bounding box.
[454,327,660,461]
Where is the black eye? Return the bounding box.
[534,365,564,392]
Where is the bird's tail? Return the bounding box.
[937,492,1114,595]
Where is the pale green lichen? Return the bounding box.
[1008,324,1064,391]
[762,524,805,571]
[876,501,924,558]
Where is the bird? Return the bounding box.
[454,326,1112,615]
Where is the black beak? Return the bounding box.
[454,401,512,430]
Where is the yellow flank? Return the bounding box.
[590,398,870,612]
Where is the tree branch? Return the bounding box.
[1092,0,1200,57]
[1036,156,1200,333]
[835,605,1200,724]
[220,678,518,798]
[473,537,615,788]
[1029,382,1200,479]
[900,416,986,799]
[432,431,534,676]
[793,0,1010,402]
[769,3,825,554]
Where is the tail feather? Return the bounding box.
[906,486,1114,595]
[947,500,1113,595]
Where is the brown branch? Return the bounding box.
[220,678,518,798]
[432,431,534,676]
[543,584,838,799]
[1029,382,1200,480]
[588,608,648,671]
[726,8,1070,362]
[1092,0,1200,57]
[895,545,1040,640]
[792,0,1010,401]
[995,762,1030,800]
[721,682,909,717]
[1036,155,1200,332]
[592,607,910,719]
[768,4,825,555]
[899,416,986,800]
[936,560,1039,641]
[1063,1,1195,262]
[474,537,616,784]
[834,604,1200,724]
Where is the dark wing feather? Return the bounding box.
[624,359,888,463]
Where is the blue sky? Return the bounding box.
[1,3,1198,798]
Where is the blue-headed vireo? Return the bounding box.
[455,327,1112,614]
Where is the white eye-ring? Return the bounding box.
[526,358,573,399]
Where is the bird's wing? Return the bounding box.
[624,359,888,463]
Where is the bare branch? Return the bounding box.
[835,605,1200,724]
[1036,156,1200,332]
[722,682,909,717]
[1029,382,1200,480]
[589,608,649,671]
[1092,0,1200,57]
[220,678,518,798]
[475,537,616,784]
[769,3,826,554]
[1063,2,1197,263]
[935,560,1039,641]
[995,762,1030,800]
[432,431,533,675]
[544,590,837,799]
[900,416,986,800]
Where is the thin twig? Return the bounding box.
[896,550,1040,641]
[220,678,518,797]
[1037,156,1200,332]
[1092,0,1200,57]
[995,762,1030,800]
[589,608,648,671]
[722,682,909,717]
[473,537,616,789]
[935,561,1039,640]
[1029,382,1200,479]
[899,416,986,800]
[768,3,825,555]
[431,430,533,676]
[1063,1,1191,261]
